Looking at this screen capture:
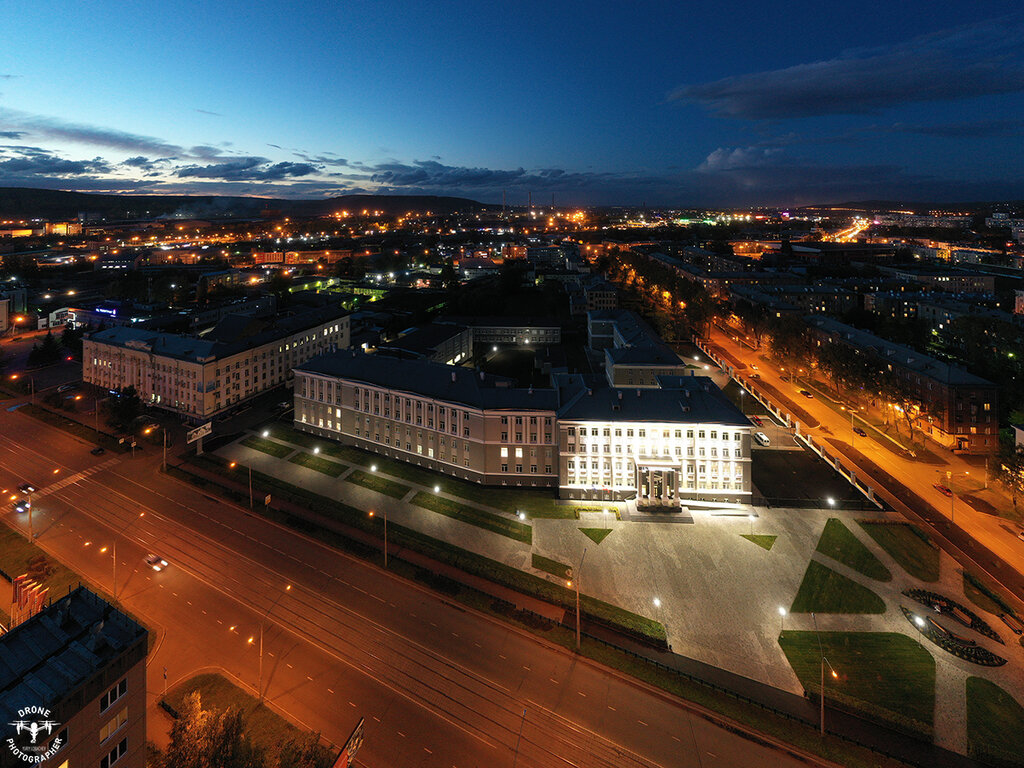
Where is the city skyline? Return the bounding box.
[2,1,1024,205]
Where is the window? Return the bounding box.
[100,738,127,768]
[100,679,127,713]
[501,463,508,472]
[100,707,128,742]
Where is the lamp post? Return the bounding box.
[251,584,292,702]
[811,612,838,736]
[778,606,787,636]
[567,548,587,651]
[144,425,168,472]
[229,461,254,510]
[108,511,145,601]
[369,510,387,568]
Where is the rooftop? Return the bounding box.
[0,587,147,725]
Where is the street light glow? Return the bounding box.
[653,597,661,608]
[779,607,787,617]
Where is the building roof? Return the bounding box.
[0,587,147,725]
[554,373,752,425]
[805,316,996,387]
[86,305,348,363]
[298,350,560,411]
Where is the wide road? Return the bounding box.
[704,325,1024,604]
[0,406,816,768]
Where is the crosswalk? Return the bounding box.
[35,456,120,498]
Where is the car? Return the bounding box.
[13,499,30,514]
[800,389,814,398]
[17,482,36,494]
[1018,531,1024,543]
[750,373,761,379]
[144,554,169,571]
[933,484,953,498]
[750,364,758,370]
[853,427,867,437]
[750,416,763,427]
[753,431,771,447]
[56,383,80,393]
[90,446,106,455]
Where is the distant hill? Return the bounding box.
[0,187,497,220]
[800,200,1023,215]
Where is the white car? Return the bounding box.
[144,554,169,571]
[753,431,771,447]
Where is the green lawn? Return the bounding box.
[288,451,347,477]
[258,423,323,450]
[162,673,334,762]
[963,572,1014,618]
[579,527,613,545]
[966,677,1024,767]
[411,491,533,543]
[346,469,410,499]
[779,631,935,736]
[741,534,777,551]
[532,553,572,579]
[240,436,293,458]
[816,519,891,581]
[791,561,886,614]
[858,521,939,582]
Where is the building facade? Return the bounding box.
[83,307,350,420]
[0,587,148,768]
[294,352,752,506]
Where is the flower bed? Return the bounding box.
[902,588,1003,644]
[900,606,1006,667]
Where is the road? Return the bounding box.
[703,325,1024,606]
[0,405,817,768]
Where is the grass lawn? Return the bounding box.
[532,553,571,579]
[791,561,886,614]
[240,436,293,459]
[740,534,776,551]
[162,673,334,759]
[346,469,410,499]
[966,677,1024,766]
[816,519,891,581]
[779,631,935,736]
[288,451,347,477]
[411,492,532,543]
[858,521,939,582]
[20,403,128,452]
[963,572,1015,618]
[579,527,612,545]
[258,423,323,450]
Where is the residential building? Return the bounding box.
[805,316,999,453]
[0,586,148,768]
[83,306,350,420]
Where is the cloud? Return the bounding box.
[0,130,25,139]
[0,74,20,80]
[177,157,320,181]
[890,118,1024,138]
[195,109,223,116]
[365,159,612,191]
[673,15,1024,119]
[696,146,782,172]
[0,107,184,154]
[0,145,110,177]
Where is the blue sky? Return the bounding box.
[2,0,1023,206]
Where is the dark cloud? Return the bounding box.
[195,109,223,116]
[0,130,25,139]
[0,146,111,177]
[177,157,319,181]
[0,107,183,154]
[673,16,1024,119]
[0,74,20,80]
[890,118,1024,138]
[367,159,611,190]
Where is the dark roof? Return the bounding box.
[378,323,468,357]
[554,373,753,425]
[298,351,560,411]
[0,587,147,725]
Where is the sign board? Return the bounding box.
[331,718,364,768]
[264,494,271,506]
[187,422,212,444]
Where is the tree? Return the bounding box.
[164,692,265,768]
[27,331,62,367]
[997,442,1024,513]
[276,733,333,768]
[106,386,143,430]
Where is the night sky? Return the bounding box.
[2,1,1023,206]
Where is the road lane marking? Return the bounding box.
[327,688,334,694]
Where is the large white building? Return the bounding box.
[83,307,349,420]
[294,351,752,506]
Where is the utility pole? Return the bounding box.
[568,548,588,651]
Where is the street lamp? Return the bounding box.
[229,461,254,510]
[254,584,292,702]
[369,510,387,568]
[811,612,839,736]
[778,606,787,635]
[108,511,145,601]
[826,497,835,508]
[144,425,169,472]
[748,513,756,535]
[566,547,588,651]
